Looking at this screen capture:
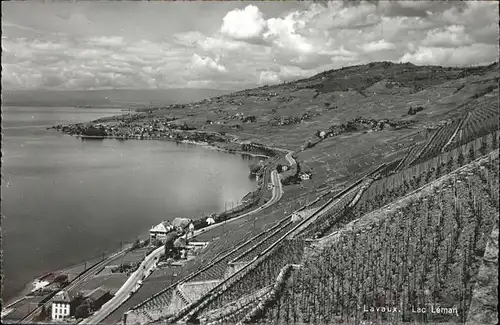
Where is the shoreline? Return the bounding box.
[6,131,279,307]
[3,124,282,311]
[60,131,273,160]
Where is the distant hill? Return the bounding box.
[1,88,232,109]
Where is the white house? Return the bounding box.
[300,172,311,181]
[51,291,71,321]
[149,221,175,242]
[206,217,216,226]
[282,165,288,172]
[319,131,326,139]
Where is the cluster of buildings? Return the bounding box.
[50,287,111,322]
[269,112,316,126]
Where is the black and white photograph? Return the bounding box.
[1,0,499,324]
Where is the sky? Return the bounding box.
[2,0,499,91]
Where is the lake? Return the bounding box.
[1,106,258,302]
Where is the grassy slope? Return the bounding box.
[144,61,498,190]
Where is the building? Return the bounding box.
[290,213,302,223]
[299,172,311,181]
[282,165,288,172]
[83,287,112,312]
[149,221,175,242]
[206,216,216,226]
[51,290,81,321]
[171,218,192,231]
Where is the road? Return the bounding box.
[84,166,283,323]
[81,247,164,325]
[190,169,283,237]
[285,151,296,166]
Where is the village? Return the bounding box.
[2,217,216,323]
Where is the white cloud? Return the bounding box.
[258,71,280,85]
[191,54,227,73]
[220,5,266,41]
[264,15,314,54]
[423,25,473,48]
[360,40,396,52]
[88,36,124,47]
[399,43,499,66]
[2,1,498,91]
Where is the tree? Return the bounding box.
[83,127,106,137]
[249,163,261,174]
[276,164,283,173]
[54,274,69,287]
[131,238,141,250]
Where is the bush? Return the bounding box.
[407,106,425,115]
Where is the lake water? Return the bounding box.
[1,106,257,302]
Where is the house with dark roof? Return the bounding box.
[83,287,112,311]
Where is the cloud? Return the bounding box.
[258,71,280,85]
[399,43,499,67]
[191,54,227,73]
[422,25,473,48]
[360,39,396,52]
[264,15,314,54]
[220,5,266,41]
[87,36,125,47]
[2,1,498,91]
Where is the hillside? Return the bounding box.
[1,88,231,109]
[255,152,499,324]
[52,61,499,325]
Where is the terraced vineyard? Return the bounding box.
[318,131,498,237]
[253,152,499,324]
[189,218,291,283]
[413,119,462,165]
[395,143,424,172]
[193,238,307,320]
[453,101,499,148]
[230,221,296,264]
[137,131,498,325]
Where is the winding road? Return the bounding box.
[81,247,163,325]
[83,166,283,324]
[285,151,296,166]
